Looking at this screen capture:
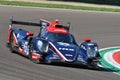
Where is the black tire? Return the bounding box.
[29,40,40,64]
[45,59,52,64]
[9,32,15,53]
[87,58,98,69]
[28,40,33,59]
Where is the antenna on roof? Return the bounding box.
[67,22,71,31]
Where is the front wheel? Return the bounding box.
[29,40,41,64]
[87,59,99,69]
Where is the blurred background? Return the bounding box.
[48,0,120,6]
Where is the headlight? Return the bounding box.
[37,40,43,51]
[95,46,98,51]
[37,40,49,53]
[87,46,98,58]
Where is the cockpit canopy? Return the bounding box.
[41,32,76,44]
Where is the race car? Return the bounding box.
[7,17,100,68]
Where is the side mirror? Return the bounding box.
[84,38,91,42]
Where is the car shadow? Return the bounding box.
[13,51,119,73]
[40,62,118,72]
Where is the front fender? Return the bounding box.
[77,50,88,62]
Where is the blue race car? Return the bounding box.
[7,17,100,68]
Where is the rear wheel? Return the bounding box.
[9,33,15,53]
[29,40,41,64]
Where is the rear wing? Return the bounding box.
[10,17,50,27]
[10,17,70,31]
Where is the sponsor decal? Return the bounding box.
[13,33,18,43]
[88,43,94,46]
[17,33,24,39]
[65,54,73,57]
[59,47,74,51]
[80,45,86,50]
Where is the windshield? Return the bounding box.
[45,32,74,43]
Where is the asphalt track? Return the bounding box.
[0,5,120,80]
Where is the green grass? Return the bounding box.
[0,0,120,12]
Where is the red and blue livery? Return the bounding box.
[7,17,100,68]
